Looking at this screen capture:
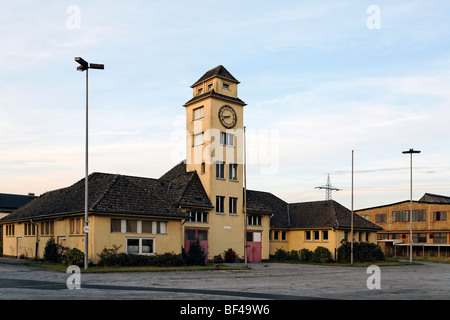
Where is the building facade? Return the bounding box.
[355,193,450,257]
[1,66,381,263]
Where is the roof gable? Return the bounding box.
[191,65,240,87]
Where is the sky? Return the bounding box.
[1,1,450,210]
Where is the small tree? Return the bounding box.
[185,240,206,266]
[43,237,64,263]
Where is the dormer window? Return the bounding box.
[222,83,229,90]
[197,88,203,95]
[208,83,213,91]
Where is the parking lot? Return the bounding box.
[1,258,450,301]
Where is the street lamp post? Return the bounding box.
[402,148,421,263]
[75,57,104,270]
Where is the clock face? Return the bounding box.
[218,105,237,129]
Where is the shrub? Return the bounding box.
[287,250,300,261]
[224,248,239,263]
[273,248,288,261]
[213,254,224,264]
[62,248,84,267]
[43,237,65,263]
[337,241,385,263]
[311,246,332,263]
[97,245,185,267]
[299,248,313,262]
[97,245,122,266]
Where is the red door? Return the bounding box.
[247,231,262,262]
[185,229,208,258]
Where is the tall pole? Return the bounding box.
[75,57,104,270]
[409,152,412,263]
[402,148,420,263]
[84,67,89,271]
[351,150,354,265]
[244,126,248,267]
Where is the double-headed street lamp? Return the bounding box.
[402,148,421,263]
[75,57,104,270]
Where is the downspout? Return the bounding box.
[30,219,39,260]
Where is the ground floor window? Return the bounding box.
[413,233,427,243]
[431,233,448,244]
[126,237,154,254]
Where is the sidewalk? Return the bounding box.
[0,257,29,265]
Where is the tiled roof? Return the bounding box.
[246,190,290,228]
[158,161,214,209]
[245,189,381,230]
[0,160,215,223]
[288,200,382,230]
[183,90,246,107]
[191,65,240,87]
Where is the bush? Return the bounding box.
[43,237,65,263]
[223,248,239,263]
[213,254,224,264]
[299,248,313,262]
[97,245,185,267]
[62,248,84,267]
[287,250,300,261]
[273,248,288,261]
[97,245,122,266]
[337,241,385,263]
[311,246,332,263]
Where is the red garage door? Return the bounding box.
[185,229,208,258]
[247,231,262,262]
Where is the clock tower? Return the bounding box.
[184,65,247,259]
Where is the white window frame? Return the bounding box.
[229,197,238,215]
[188,211,208,223]
[193,106,204,120]
[193,132,204,146]
[216,196,225,214]
[229,163,238,180]
[216,161,225,179]
[111,219,167,235]
[313,230,320,241]
[126,237,155,255]
[220,132,234,147]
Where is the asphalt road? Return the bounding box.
[0,258,449,316]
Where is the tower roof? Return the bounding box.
[191,65,240,87]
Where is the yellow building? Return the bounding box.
[355,193,450,257]
[1,65,381,263]
[246,191,381,260]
